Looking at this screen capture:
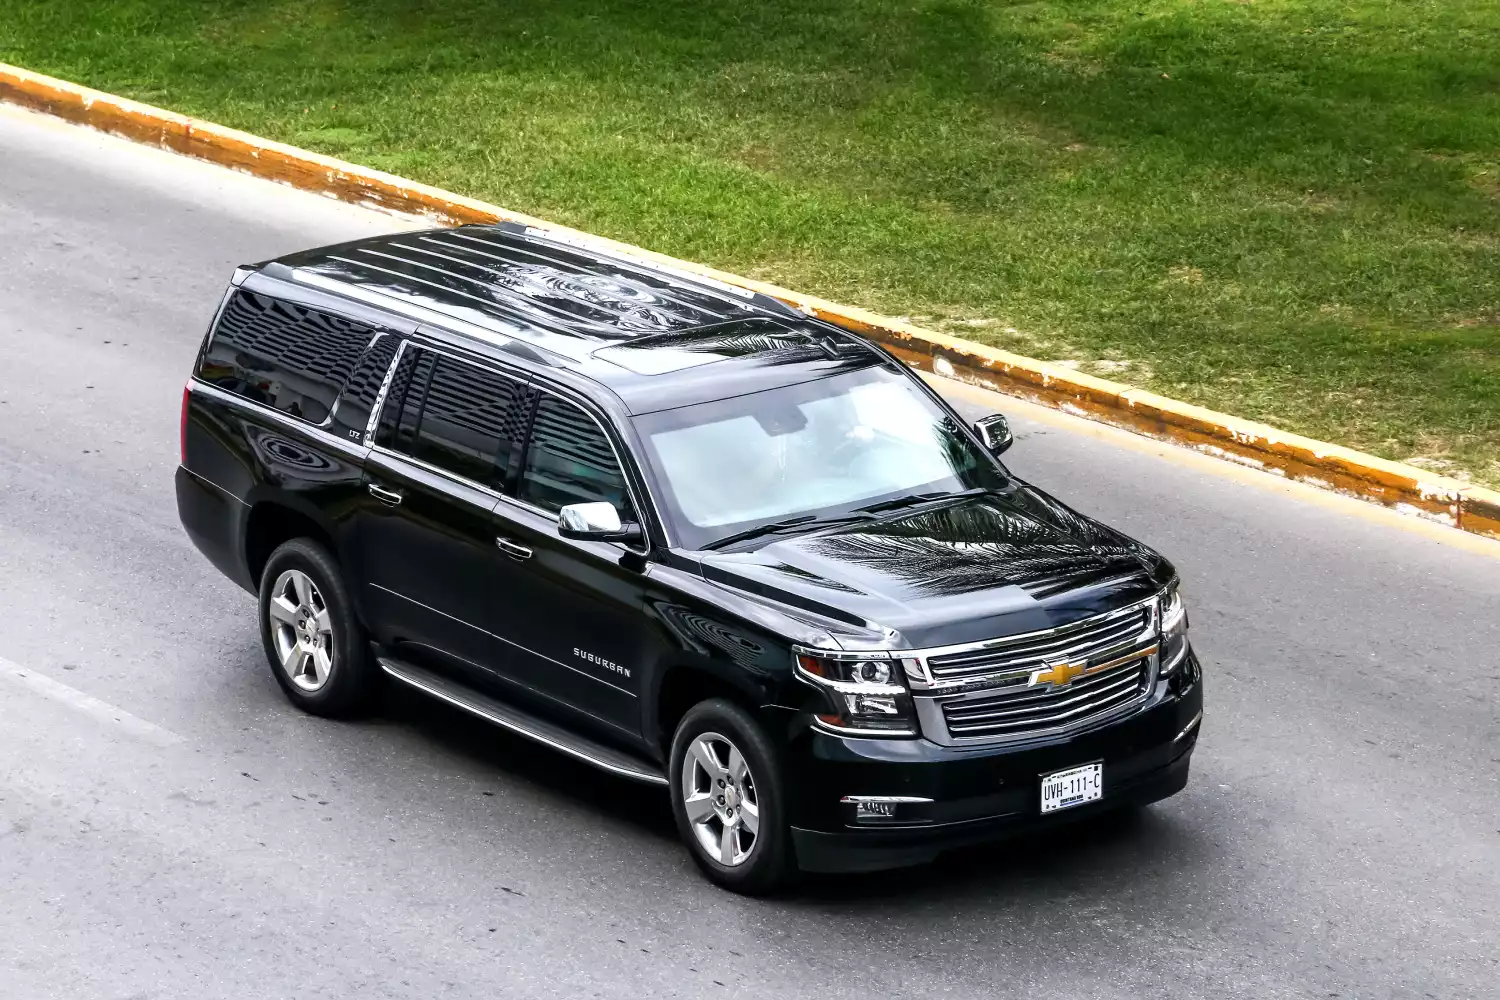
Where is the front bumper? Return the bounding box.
[783,653,1203,874]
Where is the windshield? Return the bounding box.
[632,365,1007,549]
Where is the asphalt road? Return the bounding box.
[2,102,1497,1000]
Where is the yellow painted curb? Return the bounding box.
[2,62,1494,540]
[1462,486,1500,540]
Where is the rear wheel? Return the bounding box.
[258,538,376,717]
[669,699,795,895]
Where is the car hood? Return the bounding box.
[693,486,1170,649]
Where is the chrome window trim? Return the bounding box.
[362,338,408,447]
[496,491,562,523]
[367,443,505,505]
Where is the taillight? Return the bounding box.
[180,382,191,465]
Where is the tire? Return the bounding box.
[257,538,376,718]
[668,698,795,895]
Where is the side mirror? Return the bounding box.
[973,413,1014,455]
[558,501,643,545]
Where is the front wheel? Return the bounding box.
[258,538,377,718]
[668,699,795,895]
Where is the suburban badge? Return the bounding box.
[575,647,630,678]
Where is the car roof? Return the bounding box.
[252,222,887,415]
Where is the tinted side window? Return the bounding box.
[197,290,375,424]
[405,356,526,487]
[374,347,423,448]
[394,351,437,454]
[519,396,634,517]
[329,334,399,442]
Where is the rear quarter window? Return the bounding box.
[196,290,378,424]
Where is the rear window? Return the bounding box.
[196,290,378,424]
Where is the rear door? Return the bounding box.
[490,389,654,735]
[355,344,531,677]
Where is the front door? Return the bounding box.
[488,391,651,737]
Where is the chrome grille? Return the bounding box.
[909,599,1160,745]
[938,653,1150,740]
[926,604,1152,681]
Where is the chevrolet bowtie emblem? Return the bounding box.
[1029,659,1091,689]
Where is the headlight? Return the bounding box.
[793,651,918,736]
[1159,581,1190,675]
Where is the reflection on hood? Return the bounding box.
[696,487,1166,648]
[803,489,1151,600]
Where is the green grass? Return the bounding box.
[5,0,1499,484]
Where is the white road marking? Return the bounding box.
[0,656,184,748]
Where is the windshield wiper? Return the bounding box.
[701,513,875,551]
[702,488,993,551]
[854,487,987,515]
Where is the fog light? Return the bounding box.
[841,795,933,825]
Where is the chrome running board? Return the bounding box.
[379,657,668,786]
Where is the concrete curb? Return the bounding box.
[3,62,1494,540]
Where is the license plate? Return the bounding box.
[1040,762,1103,814]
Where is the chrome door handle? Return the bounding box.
[367,484,404,506]
[495,538,533,560]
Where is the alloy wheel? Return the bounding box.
[267,569,334,692]
[681,731,760,867]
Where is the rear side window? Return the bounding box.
[383,351,527,488]
[519,395,634,517]
[197,290,376,424]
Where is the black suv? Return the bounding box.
[177,222,1202,893]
